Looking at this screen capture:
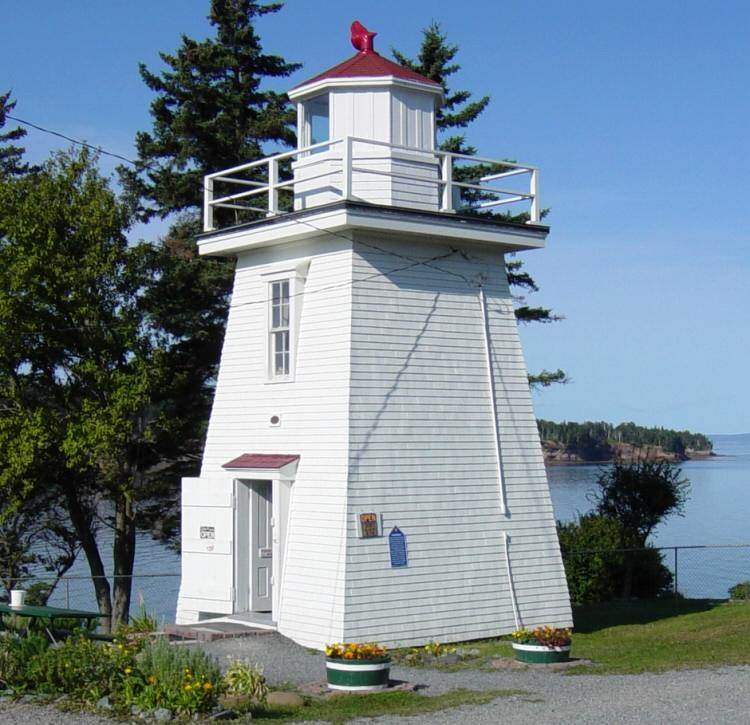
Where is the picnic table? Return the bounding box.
[0,602,109,643]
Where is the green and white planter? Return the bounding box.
[325,656,391,691]
[512,642,571,664]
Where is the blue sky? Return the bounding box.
[4,1,748,434]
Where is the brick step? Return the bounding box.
[163,621,273,642]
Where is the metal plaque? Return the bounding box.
[388,527,408,568]
[200,526,216,540]
[259,548,272,559]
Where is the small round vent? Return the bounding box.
[270,415,281,427]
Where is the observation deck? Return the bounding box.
[199,137,547,256]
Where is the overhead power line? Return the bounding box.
[5,114,491,339]
[6,114,141,168]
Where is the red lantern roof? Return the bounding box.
[291,20,441,92]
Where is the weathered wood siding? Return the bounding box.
[344,234,571,647]
[197,235,353,648]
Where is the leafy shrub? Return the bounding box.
[325,642,388,660]
[115,601,158,647]
[0,633,49,692]
[729,581,750,601]
[127,638,222,716]
[422,640,456,657]
[558,514,674,604]
[557,514,624,604]
[223,659,267,704]
[25,635,137,703]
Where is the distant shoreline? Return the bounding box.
[543,443,716,466]
[545,454,718,467]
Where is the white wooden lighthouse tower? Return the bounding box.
[176,21,572,649]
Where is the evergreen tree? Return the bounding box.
[118,1,303,548]
[393,23,566,388]
[121,0,301,220]
[0,91,30,178]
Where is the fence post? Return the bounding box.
[341,136,352,200]
[65,578,70,608]
[673,547,679,599]
[203,176,214,232]
[267,157,278,217]
[529,168,539,223]
[440,155,453,212]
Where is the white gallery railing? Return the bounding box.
[203,136,539,232]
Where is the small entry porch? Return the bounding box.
[176,453,298,628]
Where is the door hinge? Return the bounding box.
[230,587,236,602]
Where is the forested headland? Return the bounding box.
[537,419,714,464]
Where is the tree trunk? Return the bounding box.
[63,485,113,631]
[111,496,137,628]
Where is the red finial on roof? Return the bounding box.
[351,20,377,54]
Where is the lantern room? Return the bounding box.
[288,22,444,212]
[201,21,542,242]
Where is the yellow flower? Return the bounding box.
[124,667,132,674]
[148,675,157,685]
[203,682,213,690]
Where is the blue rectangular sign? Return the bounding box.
[389,527,408,568]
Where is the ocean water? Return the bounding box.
[549,434,750,545]
[42,434,750,616]
[548,434,750,598]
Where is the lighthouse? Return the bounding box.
[176,21,572,649]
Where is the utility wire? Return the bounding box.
[6,114,495,338]
[7,114,141,167]
[8,113,481,286]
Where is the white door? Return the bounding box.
[251,481,273,611]
[180,477,235,613]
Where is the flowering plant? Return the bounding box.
[511,626,571,647]
[325,642,388,660]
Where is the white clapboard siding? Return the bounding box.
[343,233,571,647]
[193,235,354,648]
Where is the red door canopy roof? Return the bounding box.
[222,453,300,470]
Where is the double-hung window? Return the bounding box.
[269,279,291,378]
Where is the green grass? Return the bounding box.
[393,599,750,675]
[251,688,526,723]
[570,599,750,673]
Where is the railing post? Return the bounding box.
[529,168,539,223]
[267,157,279,217]
[65,578,70,608]
[440,154,453,212]
[341,136,352,200]
[203,176,214,232]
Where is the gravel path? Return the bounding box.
[2,634,749,723]
[200,635,750,724]
[0,700,111,724]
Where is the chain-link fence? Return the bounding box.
[3,544,749,626]
[562,544,750,604]
[1,573,180,625]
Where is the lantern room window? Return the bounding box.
[304,94,330,148]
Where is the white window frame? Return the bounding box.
[261,262,309,383]
[298,93,330,151]
[269,279,291,380]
